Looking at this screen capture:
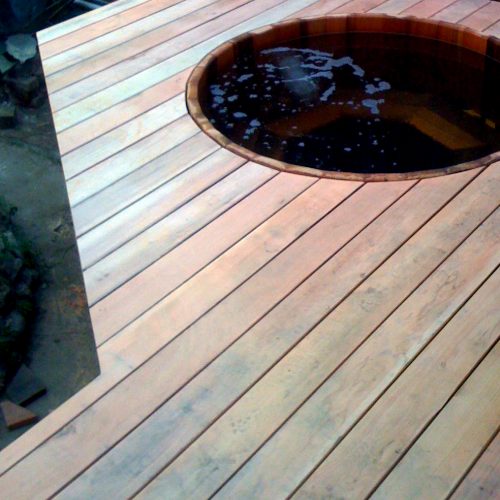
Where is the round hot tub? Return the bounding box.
[186,14,500,181]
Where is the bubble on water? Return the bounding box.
[362,99,385,115]
[233,111,247,118]
[228,95,238,102]
[210,84,225,96]
[344,147,352,152]
[298,142,305,147]
[237,73,253,82]
[365,81,391,95]
[320,84,336,102]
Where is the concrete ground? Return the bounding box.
[0,64,100,449]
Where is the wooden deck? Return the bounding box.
[0,0,499,497]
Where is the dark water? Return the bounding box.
[201,33,500,173]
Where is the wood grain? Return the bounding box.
[2,1,498,496]
[372,340,500,499]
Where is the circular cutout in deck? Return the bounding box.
[186,15,500,181]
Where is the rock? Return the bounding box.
[4,310,25,336]
[0,280,10,310]
[0,400,38,430]
[16,268,38,296]
[6,34,37,64]
[6,364,46,406]
[0,100,17,129]
[0,255,23,281]
[2,230,21,255]
[6,74,41,106]
[0,54,15,74]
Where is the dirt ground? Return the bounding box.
[0,55,100,449]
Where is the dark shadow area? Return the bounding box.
[0,3,100,449]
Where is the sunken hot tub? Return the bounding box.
[186,14,500,181]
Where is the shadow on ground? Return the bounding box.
[0,53,100,449]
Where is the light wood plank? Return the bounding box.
[49,0,321,132]
[431,0,489,22]
[42,0,219,69]
[61,94,186,179]
[66,115,199,205]
[403,0,460,16]
[62,170,484,498]
[78,149,245,268]
[90,172,317,344]
[40,0,185,60]
[37,0,152,45]
[291,0,355,16]
[0,172,320,473]
[56,67,191,156]
[372,341,500,499]
[460,2,500,30]
[333,0,391,13]
[485,20,500,36]
[82,164,276,304]
[370,0,422,13]
[49,0,286,113]
[45,0,247,95]
[72,132,218,235]
[209,209,499,499]
[451,433,500,500]
[131,166,497,498]
[295,270,500,499]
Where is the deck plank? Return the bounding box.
[48,0,301,115]
[83,163,276,303]
[0,179,366,497]
[56,67,191,156]
[451,432,500,500]
[372,341,500,499]
[134,167,498,498]
[50,0,321,131]
[61,94,186,179]
[37,0,152,45]
[44,0,252,106]
[90,173,318,344]
[75,169,485,498]
[459,1,500,30]
[78,149,245,267]
[431,0,490,21]
[41,0,221,72]
[71,132,218,234]
[294,269,500,499]
[208,209,499,499]
[66,115,200,205]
